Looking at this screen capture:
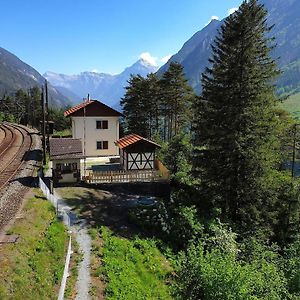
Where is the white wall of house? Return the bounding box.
[126,152,155,170]
[71,116,120,157]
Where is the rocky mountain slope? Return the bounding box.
[158,0,300,96]
[45,58,158,107]
[0,47,71,107]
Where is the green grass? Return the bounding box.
[52,128,72,137]
[99,226,172,300]
[64,238,82,300]
[0,190,68,300]
[279,92,300,119]
[57,186,174,299]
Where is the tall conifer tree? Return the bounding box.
[121,75,149,136]
[160,62,194,141]
[193,0,280,232]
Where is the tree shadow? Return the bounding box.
[59,186,168,240]
[23,149,42,162]
[10,175,38,188]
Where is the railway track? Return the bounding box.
[0,123,33,191]
[0,124,15,158]
[0,123,39,232]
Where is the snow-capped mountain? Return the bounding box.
[44,58,158,108]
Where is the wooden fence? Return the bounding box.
[154,159,170,180]
[86,169,169,184]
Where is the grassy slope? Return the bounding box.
[99,226,172,300]
[57,187,173,300]
[279,92,300,119]
[0,190,68,300]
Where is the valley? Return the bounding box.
[1,0,300,299]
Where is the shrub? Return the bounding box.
[174,242,288,300]
[100,226,172,300]
[283,239,300,295]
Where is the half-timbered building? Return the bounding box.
[115,134,161,170]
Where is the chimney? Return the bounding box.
[83,94,90,103]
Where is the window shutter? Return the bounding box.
[103,141,108,149]
[103,120,108,129]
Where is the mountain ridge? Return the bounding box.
[44,58,158,107]
[158,0,300,95]
[0,47,71,107]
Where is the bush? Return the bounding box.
[283,240,300,295]
[174,242,288,300]
[100,226,172,300]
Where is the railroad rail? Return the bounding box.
[0,122,39,233]
[0,124,15,158]
[0,123,33,191]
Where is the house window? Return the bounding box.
[96,120,108,129]
[56,162,77,174]
[96,141,108,150]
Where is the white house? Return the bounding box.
[64,100,123,157]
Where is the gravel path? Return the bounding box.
[55,193,92,300]
[44,165,92,300]
[74,224,91,300]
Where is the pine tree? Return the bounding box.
[193,0,281,233]
[121,75,149,136]
[143,73,161,138]
[160,62,194,141]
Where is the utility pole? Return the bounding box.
[41,86,47,166]
[31,89,35,128]
[45,80,50,150]
[83,94,88,180]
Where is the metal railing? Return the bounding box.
[39,176,72,300]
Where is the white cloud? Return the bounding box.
[160,54,172,64]
[228,7,238,15]
[91,69,99,73]
[139,52,158,66]
[205,15,219,26]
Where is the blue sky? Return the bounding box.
[0,0,242,75]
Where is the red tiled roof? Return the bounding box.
[64,100,124,117]
[115,134,161,149]
[64,100,94,117]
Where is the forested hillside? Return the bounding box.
[0,87,70,131]
[0,47,70,107]
[121,1,300,298]
[158,0,300,99]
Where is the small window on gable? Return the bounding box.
[96,120,108,129]
[97,141,109,150]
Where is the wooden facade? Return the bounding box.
[116,134,161,171]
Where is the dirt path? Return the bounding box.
[74,223,91,300]
[44,164,92,300]
[55,193,92,300]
